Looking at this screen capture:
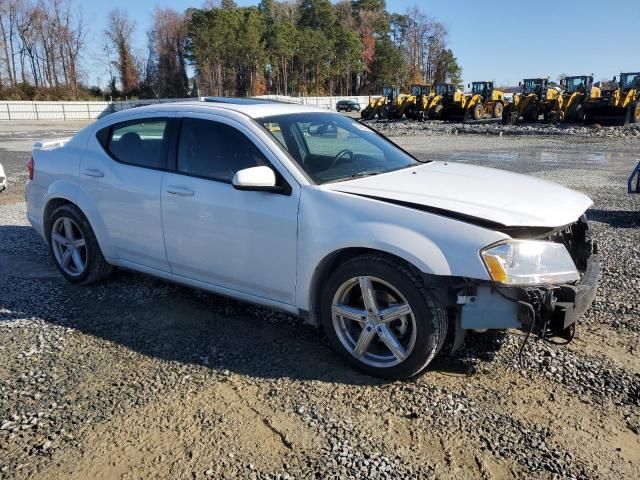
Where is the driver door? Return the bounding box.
[160,113,301,305]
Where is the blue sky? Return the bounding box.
[84,0,640,88]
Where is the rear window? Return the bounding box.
[101,118,170,169]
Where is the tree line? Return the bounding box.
[0,0,463,101]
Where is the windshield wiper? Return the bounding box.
[349,171,382,179]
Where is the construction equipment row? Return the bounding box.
[360,72,640,126]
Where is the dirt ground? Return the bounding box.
[0,122,639,479]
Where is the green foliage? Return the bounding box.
[371,36,406,88]
[434,49,463,88]
[185,0,458,97]
[298,0,336,31]
[352,0,386,11]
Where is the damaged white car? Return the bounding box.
[25,99,599,379]
[0,162,6,192]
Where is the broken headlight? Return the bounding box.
[481,240,579,286]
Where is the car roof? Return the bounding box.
[105,98,330,122]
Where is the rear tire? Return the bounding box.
[630,102,640,124]
[321,254,447,380]
[493,102,503,118]
[48,204,113,285]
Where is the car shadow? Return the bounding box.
[0,225,499,385]
[588,208,640,229]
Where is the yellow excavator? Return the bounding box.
[583,72,640,125]
[361,85,402,120]
[502,78,562,124]
[558,75,599,123]
[445,81,505,121]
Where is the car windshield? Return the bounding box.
[565,77,587,93]
[620,73,640,90]
[258,112,421,184]
[522,79,543,94]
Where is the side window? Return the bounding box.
[177,118,268,182]
[105,118,169,169]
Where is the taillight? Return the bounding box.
[27,157,34,180]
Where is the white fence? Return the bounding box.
[0,95,372,121]
[0,98,195,121]
[254,94,370,110]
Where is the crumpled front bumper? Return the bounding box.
[459,254,600,335]
[526,254,600,333]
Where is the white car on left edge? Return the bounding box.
[25,98,599,379]
[0,162,7,192]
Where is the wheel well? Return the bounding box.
[307,247,420,327]
[43,198,73,242]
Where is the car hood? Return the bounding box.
[326,162,592,229]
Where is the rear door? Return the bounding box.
[80,113,176,272]
[160,113,300,305]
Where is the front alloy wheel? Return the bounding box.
[332,276,417,368]
[322,255,447,379]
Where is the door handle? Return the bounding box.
[166,186,194,197]
[83,168,104,178]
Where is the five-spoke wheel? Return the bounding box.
[322,254,447,379]
[51,217,87,277]
[332,276,416,368]
[48,204,113,284]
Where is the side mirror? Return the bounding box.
[467,83,470,88]
[232,166,281,193]
[518,81,522,87]
[613,76,617,82]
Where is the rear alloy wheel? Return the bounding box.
[322,255,447,379]
[49,204,113,285]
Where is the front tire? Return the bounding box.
[321,255,447,379]
[48,204,113,285]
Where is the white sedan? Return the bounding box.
[0,162,6,192]
[25,99,599,379]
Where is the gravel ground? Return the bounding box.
[0,123,639,479]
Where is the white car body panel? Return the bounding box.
[161,111,300,304]
[0,162,7,192]
[25,101,593,320]
[328,162,593,228]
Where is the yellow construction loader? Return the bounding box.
[404,84,433,120]
[361,85,401,120]
[558,75,599,123]
[502,78,562,124]
[444,81,505,121]
[428,83,460,119]
[583,72,640,125]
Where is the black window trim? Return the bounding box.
[169,115,293,196]
[96,116,177,172]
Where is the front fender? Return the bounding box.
[296,188,504,311]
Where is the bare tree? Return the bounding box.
[146,8,188,98]
[106,8,139,97]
